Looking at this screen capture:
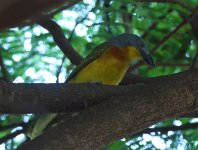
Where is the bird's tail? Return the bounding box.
[27,113,57,139]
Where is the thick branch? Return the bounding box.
[0,1,80,30]
[180,110,198,118]
[0,70,198,114]
[6,69,198,150]
[0,81,130,114]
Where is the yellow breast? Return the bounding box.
[69,46,142,85]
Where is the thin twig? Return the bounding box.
[0,130,25,144]
[0,122,28,132]
[130,6,198,72]
[152,6,198,52]
[142,9,173,39]
[131,6,198,73]
[120,3,133,33]
[55,1,99,82]
[56,57,66,83]
[141,22,157,39]
[47,0,81,18]
[103,0,113,35]
[152,11,194,52]
[55,10,90,82]
[152,21,186,52]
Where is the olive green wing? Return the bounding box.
[66,42,112,82]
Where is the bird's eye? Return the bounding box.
[140,43,144,47]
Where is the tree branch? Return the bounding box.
[152,21,187,52]
[120,3,133,33]
[0,121,32,145]
[0,122,27,132]
[0,129,25,144]
[0,70,197,114]
[152,5,198,52]
[17,69,198,150]
[128,6,198,72]
[55,56,66,83]
[103,0,113,35]
[0,0,80,30]
[37,19,83,66]
[180,110,198,118]
[55,1,98,82]
[141,8,173,39]
[46,0,81,18]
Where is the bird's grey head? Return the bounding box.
[108,33,155,66]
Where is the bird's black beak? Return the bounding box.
[139,48,155,67]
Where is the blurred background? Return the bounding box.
[0,0,198,149]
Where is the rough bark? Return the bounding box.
[0,0,81,30]
[16,69,198,150]
[0,81,134,114]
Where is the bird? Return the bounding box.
[66,33,154,85]
[29,33,154,138]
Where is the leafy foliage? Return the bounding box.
[0,0,197,149]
